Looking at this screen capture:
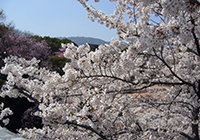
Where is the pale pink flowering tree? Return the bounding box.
[0,30,54,70]
[1,0,200,139]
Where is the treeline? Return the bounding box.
[0,10,76,75]
[32,35,77,52]
[31,35,76,75]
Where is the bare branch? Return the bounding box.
[61,120,107,140]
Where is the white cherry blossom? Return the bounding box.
[1,0,200,139]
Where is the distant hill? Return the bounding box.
[59,36,109,46]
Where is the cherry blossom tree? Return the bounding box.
[0,30,54,69]
[1,0,200,139]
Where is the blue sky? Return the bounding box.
[0,0,118,41]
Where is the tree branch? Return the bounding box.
[153,48,194,87]
[191,25,200,56]
[79,74,138,86]
[14,84,39,104]
[180,132,193,140]
[61,120,107,140]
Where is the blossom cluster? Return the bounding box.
[0,0,200,139]
[0,102,13,125]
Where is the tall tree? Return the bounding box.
[1,0,200,139]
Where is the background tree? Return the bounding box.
[0,10,14,36]
[0,31,54,69]
[0,10,54,70]
[1,0,200,140]
[31,35,77,52]
[0,10,75,71]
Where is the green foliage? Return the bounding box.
[52,56,70,75]
[32,35,77,52]
[0,79,5,89]
[0,10,14,37]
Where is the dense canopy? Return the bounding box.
[0,0,200,139]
